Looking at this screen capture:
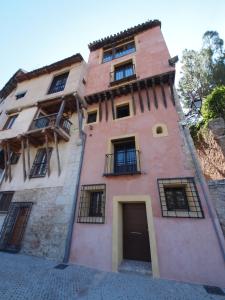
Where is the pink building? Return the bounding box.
[70,20,225,287]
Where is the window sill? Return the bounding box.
[29,174,46,179]
[0,211,8,215]
[103,171,141,177]
[110,74,137,86]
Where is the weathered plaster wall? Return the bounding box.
[0,57,85,260]
[0,116,82,259]
[1,61,86,112]
[208,180,225,237]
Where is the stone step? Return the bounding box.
[118,259,152,276]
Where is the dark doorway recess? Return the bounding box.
[123,203,151,262]
[0,202,32,253]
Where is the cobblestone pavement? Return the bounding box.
[0,252,224,300]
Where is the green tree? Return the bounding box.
[178,31,225,109]
[201,86,225,124]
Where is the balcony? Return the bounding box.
[30,113,72,135]
[110,63,136,86]
[103,149,141,176]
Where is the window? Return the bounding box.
[116,103,130,119]
[164,187,189,211]
[114,138,137,174]
[48,72,69,94]
[113,62,135,82]
[15,91,26,100]
[156,126,163,134]
[87,111,97,124]
[158,177,204,218]
[89,191,103,217]
[0,192,13,213]
[102,41,135,63]
[3,115,18,130]
[29,148,52,178]
[104,137,141,175]
[152,123,168,137]
[77,184,106,224]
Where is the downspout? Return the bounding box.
[182,120,225,262]
[62,99,86,264]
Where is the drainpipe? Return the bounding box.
[62,102,87,264]
[182,123,225,261]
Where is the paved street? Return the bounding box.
[0,252,224,300]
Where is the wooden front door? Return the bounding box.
[123,203,151,262]
[0,202,32,253]
[7,207,29,249]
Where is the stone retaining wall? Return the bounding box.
[208,179,225,236]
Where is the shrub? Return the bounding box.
[201,86,225,125]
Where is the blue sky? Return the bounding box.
[0,0,225,89]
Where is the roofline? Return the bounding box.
[0,53,84,100]
[17,53,84,83]
[88,19,161,51]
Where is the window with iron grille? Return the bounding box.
[3,115,18,130]
[48,72,69,94]
[102,40,135,63]
[29,148,52,178]
[77,184,106,224]
[157,177,204,218]
[0,192,14,213]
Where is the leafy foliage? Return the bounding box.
[201,86,225,124]
[178,31,225,109]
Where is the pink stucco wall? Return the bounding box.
[70,25,225,287]
[85,26,174,95]
[70,88,225,287]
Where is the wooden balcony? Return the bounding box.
[27,112,72,146]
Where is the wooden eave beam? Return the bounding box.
[160,77,167,108]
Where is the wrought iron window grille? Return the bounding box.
[77,184,106,224]
[157,177,204,218]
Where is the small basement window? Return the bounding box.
[87,111,97,124]
[116,103,130,119]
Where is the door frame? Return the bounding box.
[112,195,159,277]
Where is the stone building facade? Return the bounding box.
[0,54,86,260]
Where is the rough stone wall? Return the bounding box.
[195,129,225,180]
[10,131,82,261]
[208,180,225,237]
[13,187,67,260]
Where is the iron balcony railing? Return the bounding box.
[30,113,72,135]
[110,63,136,85]
[104,149,141,176]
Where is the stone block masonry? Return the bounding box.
[13,187,72,260]
[208,179,225,237]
